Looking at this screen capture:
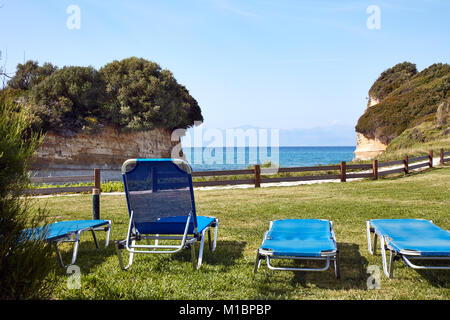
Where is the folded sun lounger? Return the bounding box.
[115,158,218,270]
[367,219,450,278]
[254,219,340,278]
[24,219,112,268]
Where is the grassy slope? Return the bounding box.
[373,121,450,162]
[32,166,450,300]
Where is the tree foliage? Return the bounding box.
[2,57,203,135]
[27,66,107,134]
[7,60,57,90]
[368,62,417,100]
[100,57,203,131]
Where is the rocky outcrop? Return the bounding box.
[354,95,387,160]
[355,62,449,160]
[32,126,179,180]
[353,132,387,160]
[367,95,380,108]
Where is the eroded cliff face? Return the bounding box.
[367,96,380,108]
[354,95,387,160]
[32,126,179,179]
[353,132,387,160]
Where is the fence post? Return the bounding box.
[340,161,346,182]
[372,159,378,180]
[93,168,101,220]
[404,156,409,174]
[429,150,433,168]
[94,168,101,190]
[92,188,100,220]
[254,164,261,188]
[440,148,444,165]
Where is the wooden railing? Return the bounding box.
[24,168,101,195]
[25,148,450,195]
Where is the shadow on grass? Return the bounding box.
[254,243,369,297]
[413,264,450,288]
[54,237,116,275]
[170,239,246,269]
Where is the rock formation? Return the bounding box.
[31,127,179,180]
[354,95,387,160]
[354,62,449,160]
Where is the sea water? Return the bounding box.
[182,146,356,171]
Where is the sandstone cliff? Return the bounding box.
[353,95,387,160]
[32,127,178,180]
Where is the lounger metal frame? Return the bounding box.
[115,159,218,270]
[254,220,340,279]
[52,221,112,268]
[367,220,450,278]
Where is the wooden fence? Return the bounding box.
[24,168,101,195]
[25,148,450,195]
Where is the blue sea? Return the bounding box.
[182,146,356,171]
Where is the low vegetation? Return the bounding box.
[0,101,56,299]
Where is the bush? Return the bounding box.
[28,66,108,135]
[368,62,417,100]
[3,57,204,136]
[100,57,203,131]
[0,101,56,299]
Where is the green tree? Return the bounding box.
[8,60,57,90]
[28,66,107,134]
[100,57,203,131]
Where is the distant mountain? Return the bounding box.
[278,125,356,146]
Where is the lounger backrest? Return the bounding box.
[122,159,198,235]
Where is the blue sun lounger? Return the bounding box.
[367,219,450,278]
[24,219,111,268]
[115,159,219,270]
[254,219,340,278]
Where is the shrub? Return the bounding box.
[0,101,56,299]
[3,57,204,136]
[100,57,203,131]
[28,66,107,135]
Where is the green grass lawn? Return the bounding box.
[32,166,450,300]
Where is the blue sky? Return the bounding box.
[1,0,449,145]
